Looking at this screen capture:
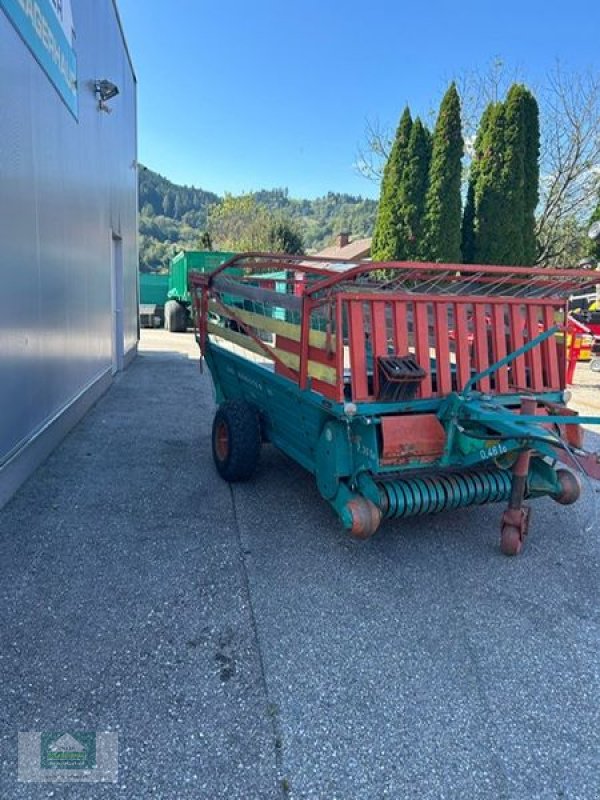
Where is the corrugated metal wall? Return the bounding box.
[0,0,137,469]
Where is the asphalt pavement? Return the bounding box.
[1,330,599,799]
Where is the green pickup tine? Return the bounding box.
[461,325,561,397]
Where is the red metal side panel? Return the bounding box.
[380,415,446,466]
[393,302,408,355]
[299,298,311,390]
[275,335,336,368]
[371,301,388,356]
[309,344,335,367]
[414,303,432,397]
[542,305,561,390]
[434,302,452,395]
[527,305,544,391]
[473,303,490,393]
[349,301,370,402]
[335,298,345,402]
[509,304,527,388]
[454,304,471,390]
[491,304,509,393]
[310,378,339,400]
[371,301,388,398]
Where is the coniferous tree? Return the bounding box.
[461,103,494,264]
[173,192,182,219]
[521,88,540,264]
[471,85,540,265]
[402,118,432,260]
[423,83,464,262]
[473,102,510,264]
[199,231,213,250]
[162,190,175,217]
[461,183,476,264]
[372,107,412,261]
[501,85,527,263]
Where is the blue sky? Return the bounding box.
[116,0,600,200]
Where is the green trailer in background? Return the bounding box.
[142,250,287,332]
[165,250,236,332]
[139,272,170,327]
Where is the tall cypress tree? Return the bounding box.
[471,86,540,266]
[473,102,511,264]
[402,118,432,260]
[501,85,527,264]
[423,83,464,262]
[372,107,413,261]
[521,88,540,264]
[461,183,476,264]
[461,103,494,264]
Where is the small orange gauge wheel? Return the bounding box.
[500,525,523,556]
[553,469,581,506]
[347,497,381,539]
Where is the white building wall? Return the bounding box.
[0,0,138,505]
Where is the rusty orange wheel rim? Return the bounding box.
[215,421,229,461]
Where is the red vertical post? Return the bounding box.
[527,305,544,391]
[371,301,387,398]
[473,303,490,393]
[509,304,527,389]
[335,296,345,402]
[454,303,471,390]
[348,301,369,402]
[491,304,509,393]
[542,305,560,389]
[414,302,432,397]
[393,302,408,355]
[299,296,311,390]
[565,319,582,386]
[434,302,452,395]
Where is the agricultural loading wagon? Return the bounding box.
[190,254,600,556]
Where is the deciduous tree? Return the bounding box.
[207,195,304,253]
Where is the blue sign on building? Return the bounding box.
[1,0,78,119]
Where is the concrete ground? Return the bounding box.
[1,329,600,799]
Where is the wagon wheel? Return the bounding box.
[553,469,581,505]
[347,497,381,539]
[500,525,523,556]
[500,507,530,556]
[212,400,261,482]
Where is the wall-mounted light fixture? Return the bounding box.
[94,79,119,113]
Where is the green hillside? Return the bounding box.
[138,166,377,271]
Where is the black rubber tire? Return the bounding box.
[165,300,187,333]
[164,300,176,332]
[175,304,188,332]
[212,400,261,482]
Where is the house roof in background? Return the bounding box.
[314,237,372,261]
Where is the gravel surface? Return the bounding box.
[1,330,599,799]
